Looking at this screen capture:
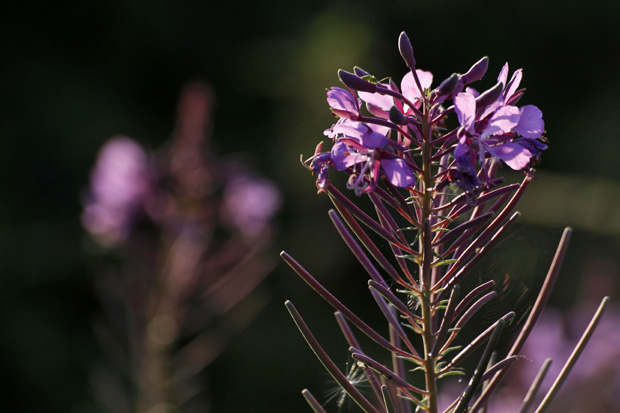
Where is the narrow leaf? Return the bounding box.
[518,359,551,413]
[286,301,381,413]
[302,389,328,413]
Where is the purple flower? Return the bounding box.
[455,92,532,170]
[307,151,332,193]
[326,87,361,120]
[514,105,547,157]
[453,66,547,181]
[82,136,152,245]
[476,63,524,121]
[326,120,415,194]
[464,63,547,159]
[481,64,547,153]
[447,152,482,197]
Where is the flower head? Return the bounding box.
[452,65,547,185]
[306,119,415,195]
[327,120,415,194]
[455,92,532,170]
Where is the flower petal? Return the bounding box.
[454,92,477,132]
[401,69,433,104]
[326,87,360,119]
[482,105,521,138]
[331,141,364,170]
[464,87,479,98]
[365,122,391,141]
[493,142,532,170]
[515,105,544,139]
[380,157,415,187]
[505,69,523,102]
[358,90,394,118]
[331,121,387,148]
[497,63,509,86]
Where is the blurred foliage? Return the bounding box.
[1,0,619,411]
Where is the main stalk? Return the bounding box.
[419,104,439,413]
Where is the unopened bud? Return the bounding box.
[475,82,503,107]
[389,106,408,125]
[461,56,489,85]
[398,31,416,69]
[435,73,460,97]
[338,70,377,93]
[354,66,371,77]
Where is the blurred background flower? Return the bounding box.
[82,136,153,246]
[0,1,619,411]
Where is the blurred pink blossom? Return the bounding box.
[82,136,152,245]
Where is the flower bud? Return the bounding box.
[353,66,371,77]
[475,82,503,107]
[398,31,416,69]
[435,73,460,97]
[460,56,489,85]
[389,106,408,125]
[338,69,377,93]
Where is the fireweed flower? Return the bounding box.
[487,63,546,150]
[453,65,547,189]
[457,63,547,166]
[317,119,415,194]
[454,92,531,171]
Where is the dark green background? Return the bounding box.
[1,1,619,411]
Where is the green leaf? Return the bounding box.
[440,346,462,357]
[437,370,467,380]
[432,258,459,268]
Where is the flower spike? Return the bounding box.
[284,31,574,413]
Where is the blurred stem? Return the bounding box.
[419,106,438,413]
[138,290,180,413]
[535,296,610,413]
[138,324,172,413]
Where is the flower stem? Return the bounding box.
[420,289,438,413]
[419,106,438,413]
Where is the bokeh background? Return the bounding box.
[2,1,620,411]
